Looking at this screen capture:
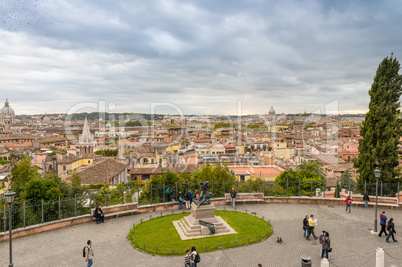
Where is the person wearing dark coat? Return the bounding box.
[386,218,398,243]
[95,205,104,224]
[363,192,370,209]
[303,215,309,238]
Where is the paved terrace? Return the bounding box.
[1,203,402,267]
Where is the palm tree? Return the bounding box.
[297,161,325,179]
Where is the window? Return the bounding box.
[88,160,90,164]
[240,175,245,182]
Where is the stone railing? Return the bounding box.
[0,194,400,242]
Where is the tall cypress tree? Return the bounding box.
[354,55,402,195]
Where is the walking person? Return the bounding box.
[306,214,318,240]
[84,240,94,267]
[363,192,370,209]
[95,205,104,224]
[386,218,398,243]
[378,211,388,237]
[230,187,237,208]
[190,246,200,267]
[179,192,184,209]
[184,249,191,267]
[321,232,331,259]
[345,196,353,214]
[303,215,309,238]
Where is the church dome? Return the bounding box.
[268,106,275,115]
[0,99,15,115]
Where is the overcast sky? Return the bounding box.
[0,0,401,115]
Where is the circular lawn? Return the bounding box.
[127,210,273,255]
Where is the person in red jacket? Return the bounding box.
[345,196,353,214]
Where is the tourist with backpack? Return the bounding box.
[386,218,397,243]
[190,190,194,205]
[190,246,200,267]
[83,240,94,267]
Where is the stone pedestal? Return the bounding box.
[173,203,236,240]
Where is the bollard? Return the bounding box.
[301,255,312,267]
[320,258,329,267]
[376,247,384,267]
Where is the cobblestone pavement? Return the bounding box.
[1,203,402,267]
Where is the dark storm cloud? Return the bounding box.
[0,0,401,114]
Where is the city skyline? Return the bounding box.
[1,0,401,115]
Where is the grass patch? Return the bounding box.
[127,210,273,255]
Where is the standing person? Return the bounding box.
[166,187,171,202]
[194,190,199,199]
[84,240,94,267]
[321,232,331,259]
[345,196,353,214]
[379,211,388,237]
[190,190,194,205]
[306,214,318,240]
[190,246,200,267]
[95,205,104,224]
[185,189,191,209]
[178,192,184,209]
[230,187,237,208]
[303,215,309,238]
[184,249,191,267]
[319,230,326,257]
[363,192,370,209]
[171,187,176,202]
[386,218,397,243]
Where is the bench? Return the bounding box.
[91,207,140,221]
[225,193,265,205]
[352,201,399,209]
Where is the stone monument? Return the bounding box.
[173,181,236,240]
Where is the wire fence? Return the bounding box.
[329,251,376,267]
[0,180,400,234]
[127,206,272,255]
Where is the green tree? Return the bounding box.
[297,161,325,179]
[22,178,62,203]
[275,168,323,196]
[354,55,402,195]
[71,171,82,195]
[94,148,118,157]
[10,155,41,200]
[339,170,356,192]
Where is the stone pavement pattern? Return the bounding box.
[1,203,402,267]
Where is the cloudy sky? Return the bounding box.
[0,0,401,115]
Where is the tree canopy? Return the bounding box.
[354,55,402,195]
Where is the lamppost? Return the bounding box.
[4,187,15,267]
[374,167,381,233]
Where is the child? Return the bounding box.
[277,237,283,244]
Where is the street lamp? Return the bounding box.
[4,187,15,267]
[374,168,381,233]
